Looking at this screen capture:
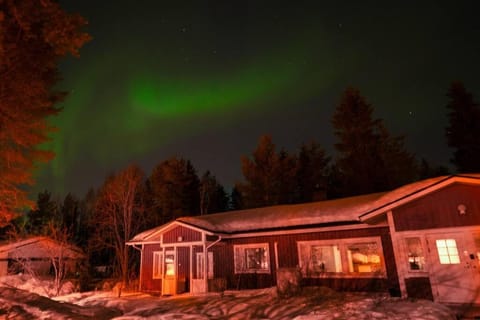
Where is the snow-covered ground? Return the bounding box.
[0,275,460,319]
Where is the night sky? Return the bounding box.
[37,1,480,198]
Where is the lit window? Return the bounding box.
[152,251,163,279]
[310,245,342,273]
[436,239,460,264]
[298,238,385,277]
[234,244,270,274]
[347,242,382,273]
[165,253,175,276]
[405,237,425,271]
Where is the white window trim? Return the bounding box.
[297,236,386,278]
[402,236,429,274]
[234,243,271,274]
[152,251,163,279]
[196,251,214,279]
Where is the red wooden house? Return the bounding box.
[127,174,480,304]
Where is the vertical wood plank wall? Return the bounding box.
[393,184,480,231]
[211,226,399,293]
[141,243,162,292]
[163,226,202,243]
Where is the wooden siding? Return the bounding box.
[404,277,433,300]
[210,227,399,293]
[163,225,202,243]
[177,246,190,293]
[141,244,162,292]
[393,183,480,231]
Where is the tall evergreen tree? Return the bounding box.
[0,1,90,226]
[61,193,80,238]
[332,87,417,197]
[148,157,200,223]
[238,135,278,208]
[374,123,417,189]
[296,142,330,202]
[445,81,480,172]
[229,186,244,211]
[238,135,296,208]
[26,190,59,235]
[199,171,229,215]
[332,88,381,196]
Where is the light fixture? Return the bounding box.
[457,204,467,215]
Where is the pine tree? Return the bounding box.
[238,135,296,208]
[332,88,381,196]
[0,0,90,226]
[332,87,417,197]
[199,171,229,215]
[296,142,330,202]
[238,135,278,208]
[445,81,480,173]
[148,157,200,223]
[26,190,59,235]
[275,149,297,204]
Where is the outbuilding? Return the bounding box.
[0,236,85,277]
[127,174,480,304]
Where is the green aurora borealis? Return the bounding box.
[41,38,332,195]
[37,1,480,197]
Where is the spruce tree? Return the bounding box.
[332,87,417,197]
[296,142,330,202]
[445,81,480,173]
[238,135,297,208]
[149,157,200,222]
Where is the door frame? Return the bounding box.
[392,226,480,303]
[162,249,176,295]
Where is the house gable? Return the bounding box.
[163,225,202,243]
[127,221,211,245]
[392,183,480,231]
[359,174,480,223]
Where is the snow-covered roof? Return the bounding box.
[0,237,84,259]
[128,173,480,241]
[127,193,384,242]
[181,192,385,234]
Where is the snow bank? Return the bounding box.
[0,274,77,297]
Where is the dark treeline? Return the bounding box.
[2,82,480,286]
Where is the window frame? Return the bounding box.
[404,236,427,272]
[233,243,271,274]
[297,236,386,278]
[435,239,460,265]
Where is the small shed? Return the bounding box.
[0,237,85,277]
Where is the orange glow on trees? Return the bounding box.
[0,0,90,226]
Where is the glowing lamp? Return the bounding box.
[457,204,467,215]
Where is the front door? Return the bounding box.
[176,247,190,294]
[426,232,480,304]
[163,250,176,295]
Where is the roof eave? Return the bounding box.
[359,174,480,222]
[127,220,214,244]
